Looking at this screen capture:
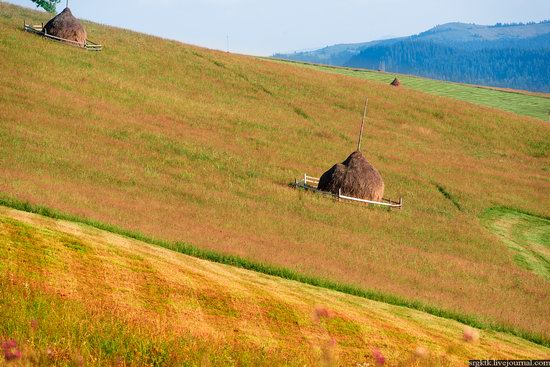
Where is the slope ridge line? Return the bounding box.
[1,196,548,348]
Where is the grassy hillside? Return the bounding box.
[1,206,549,365]
[1,2,550,343]
[274,60,550,121]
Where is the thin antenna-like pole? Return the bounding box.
[66,0,69,8]
[357,97,369,151]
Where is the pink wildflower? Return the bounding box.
[372,348,385,366]
[463,327,480,343]
[313,306,331,322]
[2,340,22,361]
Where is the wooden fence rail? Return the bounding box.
[294,174,403,209]
[24,21,102,51]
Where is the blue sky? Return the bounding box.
[6,0,550,55]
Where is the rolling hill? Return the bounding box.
[1,2,550,361]
[271,60,550,121]
[2,206,549,365]
[275,21,550,92]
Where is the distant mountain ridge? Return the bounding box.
[274,21,550,92]
[414,21,550,42]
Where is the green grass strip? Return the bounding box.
[0,194,548,348]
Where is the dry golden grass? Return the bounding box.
[1,206,548,366]
[0,3,549,340]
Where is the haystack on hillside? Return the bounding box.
[43,8,87,46]
[390,78,401,87]
[318,151,385,201]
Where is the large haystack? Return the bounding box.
[318,151,385,201]
[43,8,87,46]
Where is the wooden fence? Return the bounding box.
[24,21,102,51]
[294,174,403,209]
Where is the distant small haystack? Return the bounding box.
[43,8,87,46]
[390,78,401,87]
[318,151,385,201]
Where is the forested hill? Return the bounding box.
[274,21,550,92]
[345,36,550,92]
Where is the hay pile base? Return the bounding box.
[318,151,385,202]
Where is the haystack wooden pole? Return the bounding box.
[357,97,369,152]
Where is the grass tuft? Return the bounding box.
[435,184,462,211]
[293,106,310,119]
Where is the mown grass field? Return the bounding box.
[1,2,550,344]
[481,207,550,281]
[1,206,549,366]
[275,60,550,121]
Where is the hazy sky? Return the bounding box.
[6,0,550,55]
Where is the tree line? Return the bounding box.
[345,39,550,92]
